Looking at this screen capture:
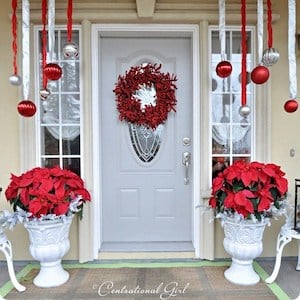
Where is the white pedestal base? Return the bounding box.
[224,258,260,286]
[34,260,70,288]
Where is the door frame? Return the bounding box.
[91,24,201,258]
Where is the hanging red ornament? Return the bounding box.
[44,63,62,80]
[284,99,298,113]
[17,100,37,117]
[252,0,269,83]
[216,61,232,78]
[216,0,232,78]
[251,65,270,84]
[284,0,298,113]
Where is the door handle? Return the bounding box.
[182,151,191,185]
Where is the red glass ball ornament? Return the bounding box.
[44,63,62,80]
[284,99,298,113]
[216,61,232,78]
[251,65,270,84]
[17,100,37,117]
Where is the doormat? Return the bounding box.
[0,260,289,299]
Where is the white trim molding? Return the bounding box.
[91,23,205,259]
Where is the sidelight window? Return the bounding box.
[210,27,255,178]
[35,27,82,175]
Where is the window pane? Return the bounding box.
[62,133,80,155]
[233,156,251,163]
[61,61,80,92]
[63,158,80,176]
[41,127,59,155]
[212,157,229,178]
[129,124,163,163]
[42,158,60,168]
[232,125,251,154]
[212,127,230,154]
[41,94,59,124]
[61,95,80,124]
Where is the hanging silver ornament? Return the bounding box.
[239,105,251,117]
[240,117,249,128]
[63,42,79,58]
[261,48,280,66]
[9,74,22,86]
[39,88,51,100]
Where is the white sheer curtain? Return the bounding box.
[41,57,80,141]
[42,95,80,140]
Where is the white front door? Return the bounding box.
[98,30,194,252]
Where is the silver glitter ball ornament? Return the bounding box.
[63,42,79,58]
[9,74,22,86]
[239,105,251,117]
[39,88,51,100]
[261,48,280,67]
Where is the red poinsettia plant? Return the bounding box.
[5,166,91,220]
[209,160,288,221]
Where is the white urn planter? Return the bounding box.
[24,215,73,288]
[222,218,267,286]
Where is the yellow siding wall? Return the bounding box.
[0,0,299,260]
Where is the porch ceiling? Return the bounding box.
[18,0,276,24]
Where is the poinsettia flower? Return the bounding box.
[19,171,34,187]
[5,179,20,199]
[19,188,30,206]
[74,189,91,201]
[211,175,224,193]
[235,206,252,218]
[224,192,235,209]
[29,198,52,218]
[5,166,91,219]
[233,190,255,213]
[53,201,70,215]
[275,177,288,195]
[209,196,217,208]
[209,159,288,221]
[39,178,54,193]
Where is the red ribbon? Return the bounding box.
[42,0,48,89]
[67,0,73,42]
[11,0,18,75]
[241,0,247,106]
[267,0,273,48]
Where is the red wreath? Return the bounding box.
[113,63,177,129]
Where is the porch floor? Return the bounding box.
[0,257,299,299]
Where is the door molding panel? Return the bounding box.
[91,24,207,258]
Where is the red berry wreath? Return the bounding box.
[113,63,177,129]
